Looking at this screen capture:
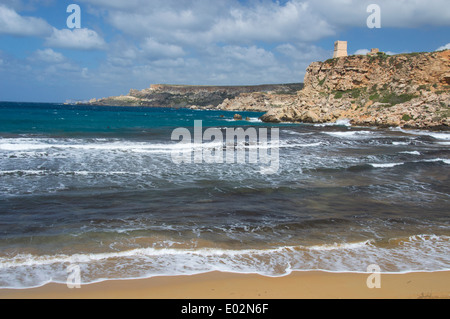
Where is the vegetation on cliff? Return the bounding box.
[256,50,450,129]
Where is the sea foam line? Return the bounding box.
[0,235,449,289]
[1,235,447,270]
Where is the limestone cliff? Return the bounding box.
[85,83,302,109]
[256,50,450,129]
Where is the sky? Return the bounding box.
[0,0,449,103]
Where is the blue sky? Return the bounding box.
[0,0,449,102]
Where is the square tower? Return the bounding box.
[333,41,348,58]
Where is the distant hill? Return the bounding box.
[83,83,303,109]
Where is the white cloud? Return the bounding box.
[30,48,65,63]
[436,43,450,51]
[45,28,107,51]
[277,43,330,61]
[219,45,276,67]
[104,1,335,45]
[354,49,401,56]
[141,38,186,59]
[198,1,335,45]
[308,0,450,28]
[354,49,370,55]
[83,0,450,47]
[0,4,52,36]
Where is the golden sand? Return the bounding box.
[0,271,449,299]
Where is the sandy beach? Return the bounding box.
[0,271,449,299]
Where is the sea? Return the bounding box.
[0,102,449,289]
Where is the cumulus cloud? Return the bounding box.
[82,0,450,45]
[436,43,450,51]
[45,28,107,51]
[307,0,450,28]
[101,0,335,45]
[0,4,52,36]
[354,49,370,55]
[141,38,186,60]
[29,48,65,63]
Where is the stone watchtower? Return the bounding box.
[333,41,348,58]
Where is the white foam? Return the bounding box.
[417,132,450,140]
[315,119,352,127]
[279,142,322,148]
[392,141,409,145]
[1,235,449,289]
[369,159,450,168]
[0,170,47,176]
[369,163,404,168]
[307,240,374,251]
[247,117,262,123]
[0,138,220,154]
[324,131,374,138]
[391,128,450,140]
[421,158,450,165]
[282,130,313,136]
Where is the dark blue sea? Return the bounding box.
[0,102,449,288]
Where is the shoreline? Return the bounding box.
[1,270,449,299]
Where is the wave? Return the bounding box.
[222,117,262,123]
[392,141,410,145]
[0,137,324,158]
[0,170,147,177]
[323,131,376,138]
[0,138,232,156]
[0,234,448,289]
[390,128,450,140]
[314,119,352,127]
[368,158,450,168]
[422,158,450,165]
[369,163,404,168]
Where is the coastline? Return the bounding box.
[1,271,449,299]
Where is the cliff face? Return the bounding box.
[258,50,450,129]
[86,83,302,109]
[304,50,450,92]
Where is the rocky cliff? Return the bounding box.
[256,50,450,129]
[85,83,302,109]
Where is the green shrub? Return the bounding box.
[369,93,380,101]
[381,93,416,106]
[418,85,427,91]
[351,89,361,99]
[334,91,343,99]
[402,114,412,121]
[318,77,327,86]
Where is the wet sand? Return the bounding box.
[0,271,449,299]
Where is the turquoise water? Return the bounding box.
[0,102,449,288]
[0,102,270,136]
